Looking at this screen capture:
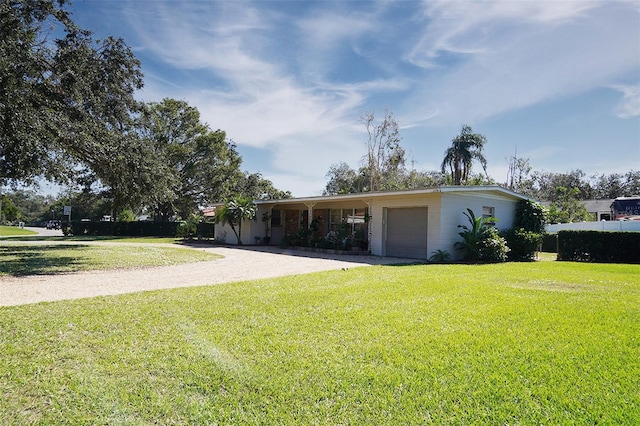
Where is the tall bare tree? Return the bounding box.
[361,110,405,192]
[506,149,533,193]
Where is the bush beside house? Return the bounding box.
[455,208,509,263]
[502,200,547,261]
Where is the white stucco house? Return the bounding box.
[213,186,529,260]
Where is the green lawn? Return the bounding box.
[1,261,638,424]
[0,235,183,244]
[0,243,221,276]
[0,225,38,236]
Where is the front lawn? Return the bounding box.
[0,225,38,236]
[0,261,638,424]
[0,235,182,243]
[0,243,221,276]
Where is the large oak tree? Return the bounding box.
[1,0,174,213]
[138,98,243,220]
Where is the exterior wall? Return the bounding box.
[368,193,442,257]
[270,212,286,243]
[440,192,517,259]
[313,209,330,239]
[214,219,258,245]
[255,205,287,244]
[213,206,264,245]
[284,210,301,235]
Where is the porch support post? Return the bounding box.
[364,199,373,254]
[265,206,273,238]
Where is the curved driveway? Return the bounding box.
[1,239,414,307]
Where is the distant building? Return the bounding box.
[541,199,613,221]
[584,199,614,221]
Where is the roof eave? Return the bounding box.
[254,185,529,205]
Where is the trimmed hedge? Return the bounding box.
[557,230,640,263]
[196,223,215,239]
[67,221,179,237]
[542,233,558,253]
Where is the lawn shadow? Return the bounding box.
[0,244,89,277]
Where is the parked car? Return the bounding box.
[46,220,61,230]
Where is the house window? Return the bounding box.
[329,208,367,235]
[330,209,343,229]
[482,206,495,218]
[482,206,495,225]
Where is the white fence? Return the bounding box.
[546,221,640,233]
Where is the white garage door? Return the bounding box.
[385,207,428,259]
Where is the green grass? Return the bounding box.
[0,235,183,244]
[0,243,221,276]
[0,225,38,236]
[1,261,638,424]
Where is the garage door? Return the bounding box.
[385,207,428,259]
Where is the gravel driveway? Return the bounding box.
[0,240,414,307]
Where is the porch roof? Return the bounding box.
[254,185,529,207]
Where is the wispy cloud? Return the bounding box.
[611,84,640,118]
[109,0,638,195]
[123,0,412,193]
[406,0,598,68]
[402,1,639,125]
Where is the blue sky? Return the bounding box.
[69,0,639,197]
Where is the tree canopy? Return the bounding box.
[1,1,290,219]
[233,172,292,201]
[510,169,640,202]
[1,0,144,186]
[0,0,185,215]
[137,99,243,220]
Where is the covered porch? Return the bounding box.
[256,197,372,252]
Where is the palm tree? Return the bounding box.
[214,196,256,245]
[455,208,496,261]
[441,125,488,185]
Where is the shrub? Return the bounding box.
[323,222,353,251]
[456,208,508,262]
[429,249,451,263]
[176,214,201,239]
[455,209,492,261]
[281,218,354,251]
[477,228,510,263]
[557,230,640,263]
[502,228,543,261]
[280,226,312,247]
[542,233,558,253]
[196,222,215,239]
[514,199,547,233]
[117,209,136,222]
